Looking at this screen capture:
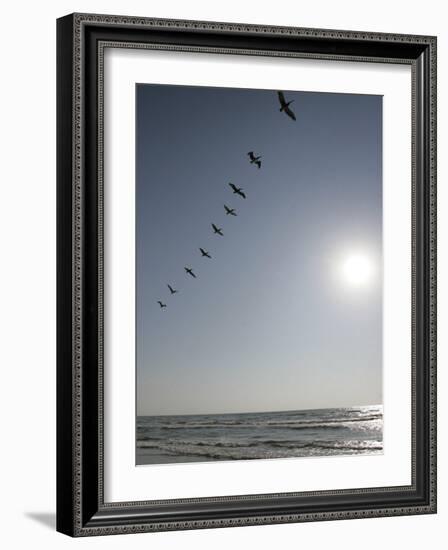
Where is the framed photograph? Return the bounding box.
[57,13,437,536]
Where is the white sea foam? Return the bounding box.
[136,405,383,464]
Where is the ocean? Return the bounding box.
[136,404,383,465]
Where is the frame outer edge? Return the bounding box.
[73,12,84,537]
[428,35,437,514]
[60,13,437,536]
[72,12,435,44]
[56,13,77,537]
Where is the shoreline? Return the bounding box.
[136,445,384,466]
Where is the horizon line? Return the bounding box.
[137,403,383,418]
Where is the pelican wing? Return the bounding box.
[229,183,237,192]
[238,190,246,199]
[277,91,286,107]
[248,151,255,161]
[285,106,296,121]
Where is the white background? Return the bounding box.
[105,50,412,501]
[0,1,445,549]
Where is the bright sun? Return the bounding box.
[340,253,375,288]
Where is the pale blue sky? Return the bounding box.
[136,84,382,416]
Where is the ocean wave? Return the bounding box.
[136,407,383,462]
[137,438,383,460]
[142,419,381,431]
[140,414,382,431]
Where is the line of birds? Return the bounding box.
[156,179,249,308]
[157,91,296,309]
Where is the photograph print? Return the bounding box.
[136,83,383,466]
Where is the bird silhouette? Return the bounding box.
[200,247,212,259]
[167,284,178,295]
[224,204,237,216]
[157,301,167,308]
[277,91,296,121]
[212,223,224,236]
[184,267,196,278]
[248,151,262,168]
[229,183,246,199]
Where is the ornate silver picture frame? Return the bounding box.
[57,13,436,536]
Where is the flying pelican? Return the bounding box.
[157,301,167,309]
[167,284,178,295]
[247,151,262,169]
[229,183,246,199]
[184,267,196,278]
[212,223,224,236]
[200,248,212,259]
[224,204,237,216]
[277,91,296,121]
